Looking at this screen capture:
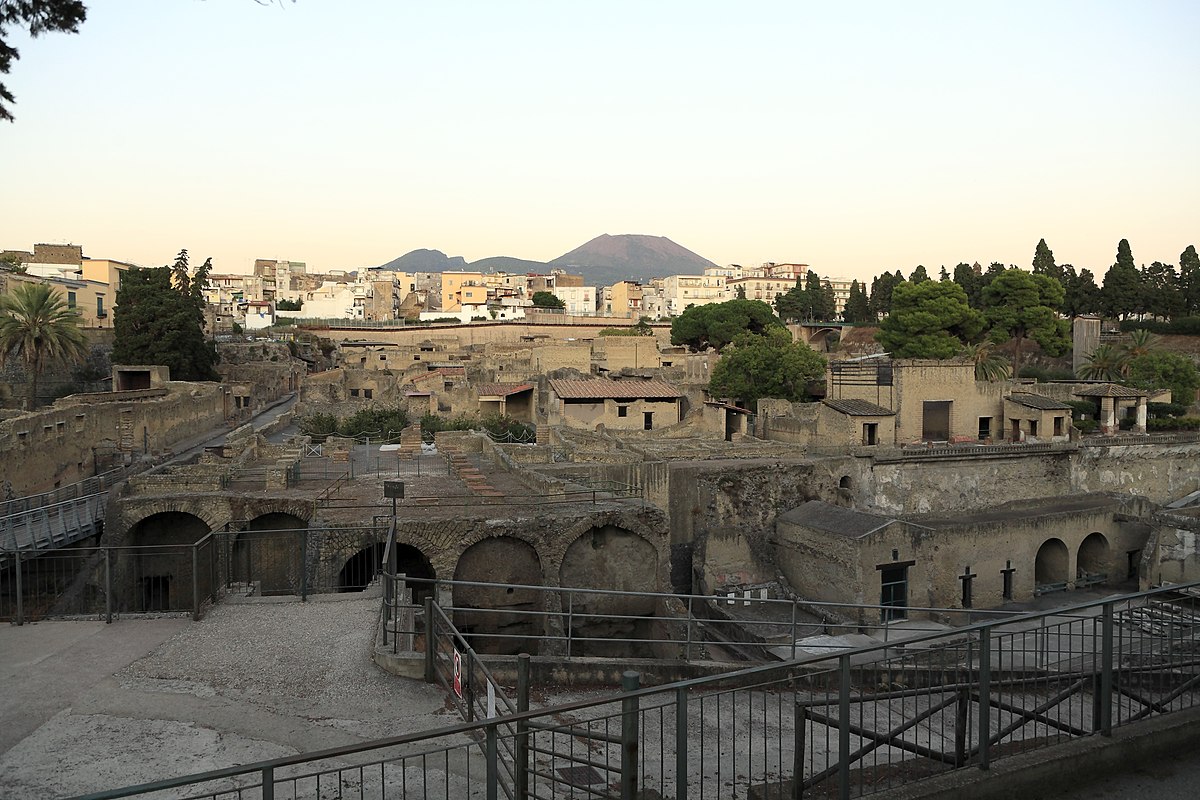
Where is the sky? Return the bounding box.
[1,0,1197,283]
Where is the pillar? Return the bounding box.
[1100,397,1117,435]
[1134,397,1147,433]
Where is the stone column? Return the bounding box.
[1100,397,1117,434]
[1134,397,1148,433]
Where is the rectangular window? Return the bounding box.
[1002,560,1015,601]
[617,406,628,418]
[350,388,360,397]
[67,291,77,308]
[862,422,878,446]
[1053,416,1064,436]
[643,412,654,430]
[364,389,373,399]
[1029,420,1039,437]
[879,565,909,622]
[978,417,992,441]
[96,296,105,317]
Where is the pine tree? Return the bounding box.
[1101,239,1143,320]
[952,263,982,308]
[843,281,872,323]
[1180,245,1200,317]
[909,264,930,283]
[113,259,219,381]
[1031,239,1061,282]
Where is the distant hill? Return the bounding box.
[549,234,716,286]
[377,249,467,272]
[375,235,716,286]
[470,256,550,273]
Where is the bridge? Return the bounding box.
[0,469,124,556]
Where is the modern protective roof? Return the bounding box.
[1075,383,1147,398]
[777,501,897,539]
[823,399,895,416]
[477,383,534,397]
[1006,393,1072,410]
[549,378,682,400]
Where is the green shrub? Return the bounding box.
[1074,418,1098,434]
[1066,400,1099,419]
[338,406,409,437]
[1017,365,1075,382]
[1148,416,1200,431]
[298,412,339,437]
[1148,401,1189,418]
[1119,317,1200,335]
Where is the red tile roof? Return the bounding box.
[411,367,465,385]
[478,383,534,397]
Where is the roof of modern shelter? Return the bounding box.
[1006,393,1073,410]
[478,383,534,398]
[823,399,896,416]
[777,500,900,539]
[549,378,683,399]
[1074,383,1147,398]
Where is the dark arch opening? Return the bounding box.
[394,544,436,605]
[234,513,308,596]
[839,475,852,490]
[128,511,212,612]
[340,543,385,592]
[560,525,658,658]
[1035,538,1070,589]
[1078,532,1111,584]
[454,537,543,655]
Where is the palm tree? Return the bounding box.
[962,342,1010,382]
[0,282,89,409]
[1121,328,1159,364]
[1077,344,1127,382]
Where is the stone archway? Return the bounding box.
[1077,532,1111,584]
[453,536,543,655]
[233,512,308,595]
[559,525,658,657]
[126,511,212,612]
[339,542,385,592]
[1035,538,1070,590]
[393,543,436,605]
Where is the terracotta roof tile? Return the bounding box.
[823,399,895,416]
[549,378,682,400]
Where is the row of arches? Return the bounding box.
[1034,532,1117,587]
[123,512,660,655]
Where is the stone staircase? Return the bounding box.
[443,448,504,498]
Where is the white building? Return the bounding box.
[552,285,597,315]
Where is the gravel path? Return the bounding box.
[0,595,457,798]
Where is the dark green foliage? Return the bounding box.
[338,406,410,437]
[708,328,826,408]
[1062,265,1103,317]
[909,265,930,284]
[298,412,339,437]
[875,280,984,358]
[868,271,905,317]
[0,281,89,408]
[1016,364,1075,382]
[276,298,303,311]
[112,255,219,381]
[420,412,534,441]
[531,291,565,309]
[775,271,836,322]
[1180,245,1200,317]
[1031,239,1061,282]
[1102,239,1143,319]
[1117,317,1200,335]
[1147,401,1189,418]
[1141,261,1182,320]
[670,299,783,351]
[1066,400,1100,419]
[842,281,872,323]
[0,0,87,122]
[1147,416,1200,431]
[952,263,983,308]
[981,269,1070,378]
[1125,351,1200,406]
[1075,418,1099,434]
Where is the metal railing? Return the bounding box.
[0,467,125,518]
[1,536,221,624]
[78,578,1200,800]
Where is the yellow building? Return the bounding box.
[441,271,486,311]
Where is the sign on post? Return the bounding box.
[452,648,463,699]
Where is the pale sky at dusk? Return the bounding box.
[1,1,1197,283]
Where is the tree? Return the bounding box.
[805,270,836,321]
[1141,261,1181,320]
[1077,344,1127,381]
[671,299,783,352]
[1031,238,1062,283]
[961,341,1010,382]
[1122,328,1160,362]
[842,281,872,323]
[981,269,1071,379]
[952,263,982,309]
[1062,265,1102,317]
[1125,351,1200,407]
[1180,245,1200,317]
[113,260,219,381]
[909,265,930,284]
[708,327,826,408]
[276,298,303,311]
[734,284,746,299]
[530,291,565,309]
[0,1,87,122]
[0,281,88,408]
[868,270,904,318]
[1102,239,1142,319]
[875,280,984,358]
[773,277,807,322]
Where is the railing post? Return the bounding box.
[14,550,24,626]
[515,653,530,799]
[261,765,274,800]
[685,595,693,662]
[675,687,688,800]
[977,627,992,770]
[465,648,476,722]
[791,600,798,660]
[191,545,201,621]
[1100,602,1114,736]
[104,548,112,624]
[837,655,850,800]
[382,572,392,648]
[299,531,308,602]
[793,703,806,800]
[485,722,499,800]
[566,593,573,658]
[621,671,640,800]
[424,597,436,683]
